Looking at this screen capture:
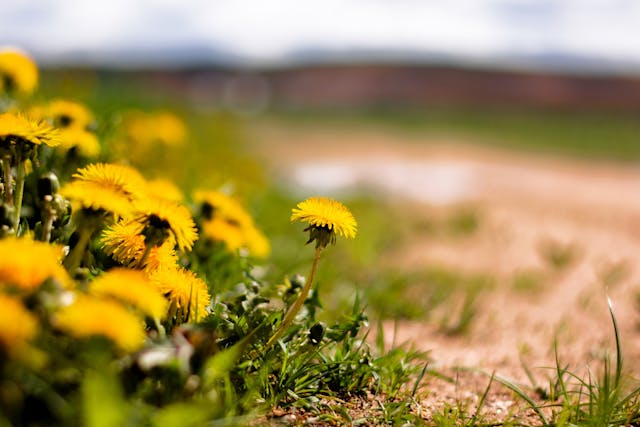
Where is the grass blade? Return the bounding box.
[607,295,622,388]
[492,373,548,425]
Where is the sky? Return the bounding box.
[1,0,640,72]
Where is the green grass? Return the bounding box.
[495,299,640,426]
[41,69,640,164]
[264,106,640,161]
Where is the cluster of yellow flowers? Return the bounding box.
[0,48,271,357]
[0,48,359,366]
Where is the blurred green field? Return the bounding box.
[38,69,640,323]
[263,106,640,161]
[41,69,640,162]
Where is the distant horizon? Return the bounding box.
[3,0,640,76]
[31,47,640,78]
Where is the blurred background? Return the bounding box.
[3,0,640,365]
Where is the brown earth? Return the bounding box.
[247,120,640,422]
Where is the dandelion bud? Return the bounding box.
[52,194,68,217]
[308,322,325,345]
[37,172,60,198]
[290,274,305,290]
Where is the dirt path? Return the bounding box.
[248,121,640,413]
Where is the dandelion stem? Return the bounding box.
[63,220,96,274]
[265,246,323,350]
[2,154,12,205]
[12,153,26,234]
[39,196,56,242]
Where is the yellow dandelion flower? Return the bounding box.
[100,220,178,270]
[0,294,38,356]
[57,128,101,157]
[46,99,94,129]
[101,221,145,264]
[54,294,145,352]
[70,162,146,194]
[133,198,198,252]
[244,225,271,258]
[291,196,357,248]
[60,163,146,218]
[194,190,270,257]
[193,190,253,227]
[0,113,60,147]
[0,49,38,96]
[201,217,245,252]
[0,237,71,291]
[124,111,187,147]
[148,267,210,322]
[89,268,167,319]
[146,178,184,203]
[143,242,179,272]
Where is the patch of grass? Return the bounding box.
[425,372,523,427]
[447,207,480,237]
[438,289,482,336]
[495,298,640,426]
[601,260,631,289]
[366,267,493,323]
[538,239,579,272]
[512,269,547,293]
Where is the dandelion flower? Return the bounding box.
[266,197,356,349]
[142,242,179,272]
[194,190,270,257]
[0,49,38,96]
[89,268,167,319]
[69,162,146,197]
[193,190,253,226]
[57,128,101,158]
[244,225,271,258]
[113,111,187,161]
[100,220,178,270]
[133,198,198,252]
[0,294,38,356]
[145,178,184,203]
[0,237,71,291]
[54,294,146,352]
[291,196,357,248]
[148,267,210,322]
[123,111,187,147]
[60,163,146,219]
[0,113,60,148]
[201,217,245,252]
[46,99,94,130]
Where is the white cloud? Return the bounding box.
[1,0,639,68]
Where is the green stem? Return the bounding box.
[63,222,95,274]
[12,155,25,234]
[2,154,12,205]
[265,247,323,350]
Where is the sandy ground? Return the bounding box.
[248,121,640,419]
